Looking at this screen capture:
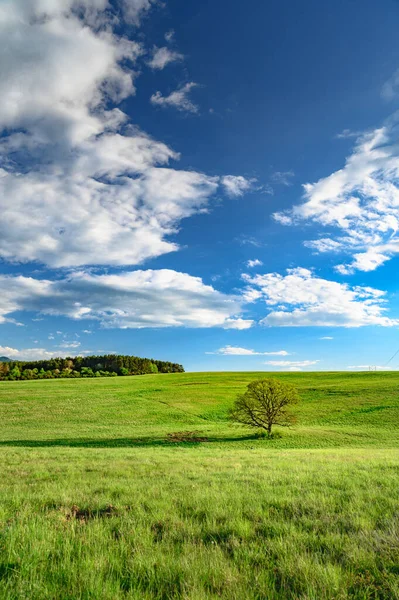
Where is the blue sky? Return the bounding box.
[1,0,399,371]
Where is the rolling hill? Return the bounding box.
[0,371,398,599]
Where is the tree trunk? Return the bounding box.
[267,423,272,437]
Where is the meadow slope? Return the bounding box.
[0,372,398,599]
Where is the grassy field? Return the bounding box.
[0,371,398,599]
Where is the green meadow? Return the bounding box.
[0,372,398,599]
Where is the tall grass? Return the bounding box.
[0,372,398,598]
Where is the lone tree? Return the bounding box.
[230,378,299,437]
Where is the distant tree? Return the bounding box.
[10,366,21,380]
[230,378,299,437]
[0,354,184,381]
[81,367,94,377]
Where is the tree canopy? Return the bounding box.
[0,354,184,381]
[230,378,299,436]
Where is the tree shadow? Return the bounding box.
[0,434,262,448]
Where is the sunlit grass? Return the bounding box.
[0,372,398,598]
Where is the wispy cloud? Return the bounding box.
[381,69,399,101]
[59,341,81,349]
[150,82,199,113]
[221,176,258,197]
[236,235,263,248]
[273,124,399,273]
[271,170,294,186]
[0,346,90,360]
[265,360,319,368]
[147,46,184,70]
[335,129,363,139]
[121,0,159,25]
[213,346,289,356]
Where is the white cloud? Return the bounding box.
[59,341,81,349]
[335,248,391,275]
[147,46,184,70]
[165,29,175,43]
[121,0,158,25]
[0,152,225,267]
[335,129,363,139]
[215,346,289,356]
[221,176,258,197]
[0,270,252,330]
[150,83,199,113]
[0,1,143,146]
[265,360,319,368]
[0,345,87,360]
[246,259,263,268]
[243,267,398,327]
[320,336,333,340]
[273,124,399,272]
[0,4,249,269]
[271,170,294,186]
[223,318,253,330]
[236,235,263,248]
[304,238,344,253]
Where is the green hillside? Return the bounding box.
[0,372,398,599]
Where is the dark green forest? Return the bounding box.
[0,354,184,381]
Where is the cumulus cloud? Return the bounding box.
[150,83,199,113]
[147,46,184,70]
[0,161,223,267]
[0,270,252,330]
[273,124,399,272]
[243,267,398,327]
[246,259,263,268]
[0,1,143,146]
[214,346,289,356]
[0,3,248,269]
[223,318,253,330]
